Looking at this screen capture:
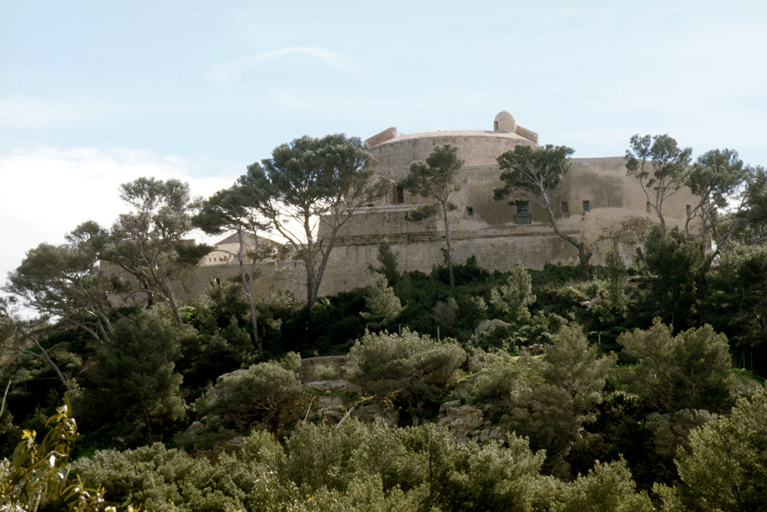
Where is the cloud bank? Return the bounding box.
[0,147,236,283]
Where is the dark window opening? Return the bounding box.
[582,200,590,213]
[516,201,530,224]
[686,204,691,216]
[466,206,474,217]
[393,185,404,204]
[562,201,568,214]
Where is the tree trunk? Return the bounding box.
[237,230,261,351]
[442,203,455,289]
[543,202,592,281]
[578,246,592,281]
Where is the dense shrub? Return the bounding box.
[658,389,767,512]
[345,329,466,422]
[72,442,300,512]
[194,360,302,430]
[489,263,536,325]
[618,319,733,412]
[345,329,465,396]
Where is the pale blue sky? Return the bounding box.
[1,1,766,283]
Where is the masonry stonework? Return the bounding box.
[174,111,698,304]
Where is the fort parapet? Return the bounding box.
[170,111,698,304]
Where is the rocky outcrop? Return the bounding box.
[436,400,504,444]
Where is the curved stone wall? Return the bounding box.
[368,131,536,181]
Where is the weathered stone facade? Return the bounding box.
[172,111,699,304]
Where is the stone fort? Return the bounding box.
[179,111,697,303]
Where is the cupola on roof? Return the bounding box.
[494,110,516,133]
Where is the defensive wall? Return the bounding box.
[171,111,699,304]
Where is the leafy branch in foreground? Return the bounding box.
[0,398,105,512]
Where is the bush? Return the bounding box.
[660,389,767,512]
[345,330,465,396]
[345,329,466,422]
[72,442,301,512]
[618,319,733,412]
[195,361,302,430]
[489,263,536,325]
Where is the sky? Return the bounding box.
[1,0,766,287]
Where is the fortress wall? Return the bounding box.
[172,259,308,304]
[316,228,582,297]
[169,123,702,306]
[369,133,536,182]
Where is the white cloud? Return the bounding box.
[208,47,346,85]
[0,147,236,283]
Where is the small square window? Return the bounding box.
[466,206,474,217]
[582,201,590,213]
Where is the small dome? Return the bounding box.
[494,111,516,133]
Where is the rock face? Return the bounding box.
[436,400,503,444]
[306,380,362,393]
[476,319,510,333]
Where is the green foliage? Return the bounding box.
[551,458,653,512]
[432,255,491,288]
[176,284,257,394]
[705,243,767,350]
[625,134,692,239]
[345,330,465,420]
[400,144,464,209]
[489,263,536,325]
[283,419,553,512]
[368,239,400,286]
[0,399,104,512]
[540,325,617,418]
[194,361,302,431]
[360,272,402,329]
[594,244,629,325]
[474,326,615,473]
[495,144,592,280]
[495,144,575,200]
[103,177,207,325]
[432,297,459,333]
[246,134,387,316]
[401,144,465,289]
[662,388,767,512]
[472,350,535,402]
[345,329,465,396]
[618,319,733,412]
[392,270,438,334]
[685,148,748,260]
[636,226,701,329]
[734,165,767,245]
[4,228,116,342]
[72,441,300,512]
[79,307,186,448]
[455,294,487,331]
[192,182,273,351]
[530,263,584,287]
